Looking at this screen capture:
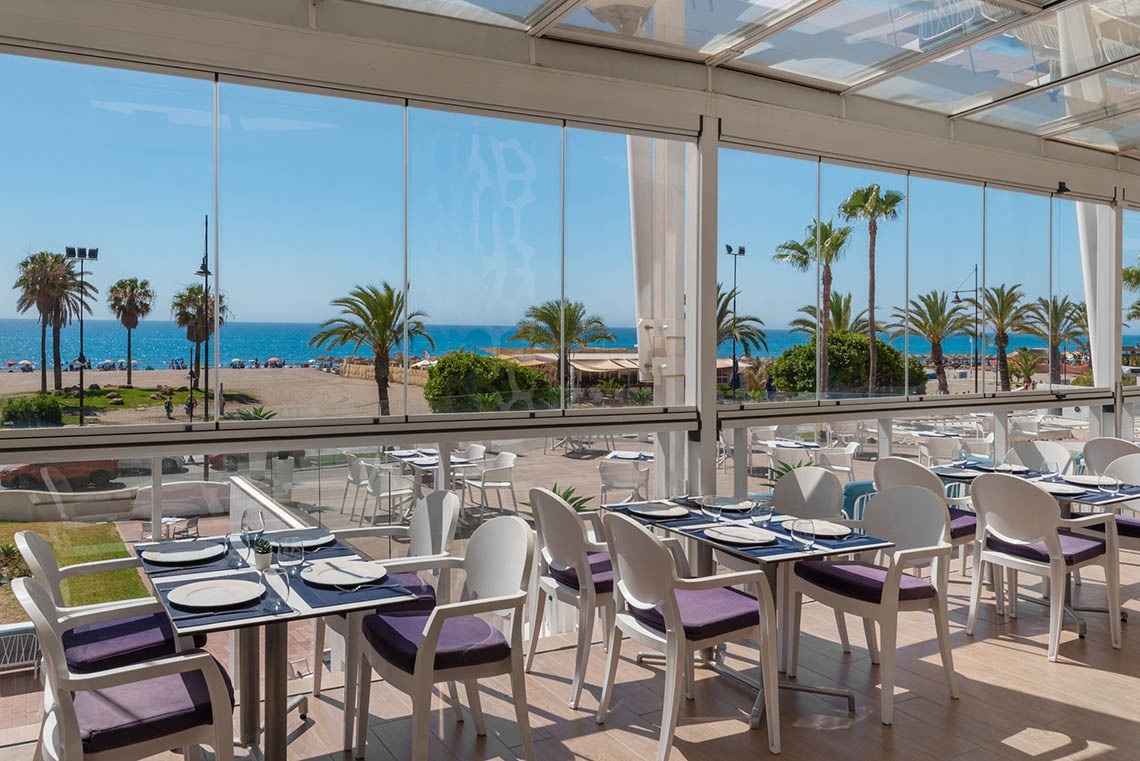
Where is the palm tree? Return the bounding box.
[887,291,970,395]
[309,283,432,416]
[13,251,92,393]
[970,284,1031,392]
[106,278,155,387]
[511,299,615,397]
[774,219,853,393]
[839,184,905,394]
[1010,350,1043,387]
[716,283,767,355]
[171,284,229,392]
[1026,295,1083,385]
[789,292,868,337]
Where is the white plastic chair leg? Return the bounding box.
[464,679,486,735]
[312,618,326,697]
[410,679,433,761]
[966,557,985,637]
[786,590,804,678]
[1007,569,1018,618]
[510,652,539,760]
[1047,568,1066,662]
[933,594,959,701]
[1108,559,1123,649]
[877,617,898,725]
[835,610,851,653]
[596,629,623,723]
[863,618,879,664]
[525,592,548,674]
[657,640,685,761]
[570,601,596,709]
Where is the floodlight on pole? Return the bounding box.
[65,246,98,426]
[724,244,746,399]
[952,264,980,393]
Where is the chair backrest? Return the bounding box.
[971,473,1062,548]
[602,512,676,612]
[12,576,71,692]
[861,486,949,553]
[406,490,462,558]
[370,464,413,493]
[14,530,67,606]
[1006,440,1072,473]
[598,460,643,489]
[346,453,367,483]
[529,487,590,573]
[1084,437,1140,475]
[1105,452,1140,484]
[463,443,487,461]
[874,456,946,500]
[493,451,517,469]
[816,445,855,470]
[461,515,534,604]
[772,466,842,519]
[770,446,815,469]
[923,436,964,463]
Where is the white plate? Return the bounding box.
[1064,474,1115,487]
[935,467,980,478]
[167,579,264,609]
[627,503,689,519]
[142,541,227,564]
[268,529,335,550]
[419,448,439,455]
[301,560,388,588]
[612,451,643,460]
[410,456,439,466]
[977,463,1029,474]
[388,449,418,458]
[704,525,777,545]
[775,442,804,448]
[698,496,755,512]
[795,520,852,538]
[1035,481,1088,496]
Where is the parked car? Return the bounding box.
[117,456,184,476]
[0,460,119,490]
[208,451,306,472]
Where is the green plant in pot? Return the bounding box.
[522,483,594,513]
[253,537,273,570]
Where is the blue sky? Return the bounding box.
[0,52,1116,332]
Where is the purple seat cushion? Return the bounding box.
[385,572,438,612]
[948,507,977,540]
[986,532,1106,565]
[73,651,234,754]
[629,586,759,641]
[63,613,205,673]
[362,610,510,675]
[794,560,936,604]
[549,551,614,595]
[1085,514,1140,539]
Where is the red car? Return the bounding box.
[0,460,119,490]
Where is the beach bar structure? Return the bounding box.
[8,1,1140,760]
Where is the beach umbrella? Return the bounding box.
[17,360,32,365]
[4,361,15,367]
[268,357,281,364]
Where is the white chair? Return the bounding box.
[598,459,650,504]
[787,486,958,724]
[312,490,462,748]
[966,473,1121,661]
[526,487,614,709]
[353,516,537,760]
[340,453,370,515]
[827,420,861,446]
[1005,440,1073,474]
[595,512,780,759]
[817,441,860,481]
[962,433,995,462]
[362,463,416,525]
[13,575,235,761]
[1083,437,1140,475]
[768,445,816,474]
[917,436,963,467]
[461,451,519,519]
[449,443,488,493]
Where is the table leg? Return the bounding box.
[342,612,362,751]
[238,627,261,747]
[263,621,288,761]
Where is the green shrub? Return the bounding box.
[1071,372,1135,387]
[2,394,63,426]
[629,387,653,406]
[424,352,556,413]
[769,333,925,397]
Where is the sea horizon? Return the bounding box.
[0,317,1099,370]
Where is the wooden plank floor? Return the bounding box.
[4,549,1140,761]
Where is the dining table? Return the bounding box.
[604,497,893,719]
[385,448,477,500]
[136,527,417,761]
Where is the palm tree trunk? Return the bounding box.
[38,322,47,394]
[1050,342,1061,385]
[867,218,878,394]
[126,328,133,387]
[51,323,63,391]
[933,342,949,394]
[996,333,1011,391]
[820,265,832,395]
[375,354,390,416]
[193,342,202,389]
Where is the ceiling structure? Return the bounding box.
[354,0,1140,157]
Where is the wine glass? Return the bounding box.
[224,533,244,569]
[240,509,265,557]
[278,536,305,577]
[1040,459,1060,482]
[699,496,722,523]
[750,499,774,529]
[790,519,815,551]
[263,566,291,613]
[1099,470,1122,497]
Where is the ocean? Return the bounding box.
[0,318,1099,369]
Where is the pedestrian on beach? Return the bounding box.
[185,393,197,419]
[163,399,174,419]
[765,375,776,400]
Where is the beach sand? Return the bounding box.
[0,367,429,424]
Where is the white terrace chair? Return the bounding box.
[817,442,860,481]
[596,512,780,760]
[1083,437,1140,475]
[340,453,370,516]
[449,443,487,492]
[362,464,416,525]
[461,451,519,519]
[1005,440,1073,474]
[966,473,1121,661]
[13,576,235,761]
[312,490,462,749]
[526,487,614,709]
[598,459,650,504]
[768,445,816,474]
[353,516,537,760]
[918,436,964,467]
[787,485,958,725]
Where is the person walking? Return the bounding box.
[184,393,197,419]
[163,398,174,419]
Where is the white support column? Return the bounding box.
[693,116,719,496]
[877,418,892,460]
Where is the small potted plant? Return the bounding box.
[252,538,273,571]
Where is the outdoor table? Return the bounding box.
[136,530,416,761]
[386,448,476,500]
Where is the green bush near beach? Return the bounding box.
[2,394,63,427]
[1071,372,1136,387]
[424,352,556,413]
[769,333,926,396]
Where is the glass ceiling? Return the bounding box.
[360,0,1140,156]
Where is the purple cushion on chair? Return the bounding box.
[63,613,205,673]
[362,610,511,675]
[385,572,438,612]
[629,586,759,641]
[794,560,935,604]
[549,551,614,595]
[73,651,234,754]
[1085,514,1140,539]
[948,507,977,540]
[986,532,1106,565]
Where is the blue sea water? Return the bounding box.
[0,318,1106,369]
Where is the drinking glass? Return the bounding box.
[750,499,774,528]
[1039,460,1059,482]
[699,497,722,523]
[1099,471,1122,496]
[240,509,265,554]
[790,519,815,551]
[278,536,305,577]
[224,533,244,569]
[263,567,290,613]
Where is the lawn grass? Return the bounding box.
[0,521,148,624]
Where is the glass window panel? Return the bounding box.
[356,0,539,28]
[1048,197,1092,388]
[718,148,819,403]
[1051,111,1140,153]
[737,0,1019,88]
[967,70,1140,133]
[407,108,562,413]
[1125,209,1140,374]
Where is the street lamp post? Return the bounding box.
[64,247,98,425]
[952,263,980,393]
[195,216,212,481]
[724,244,745,398]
